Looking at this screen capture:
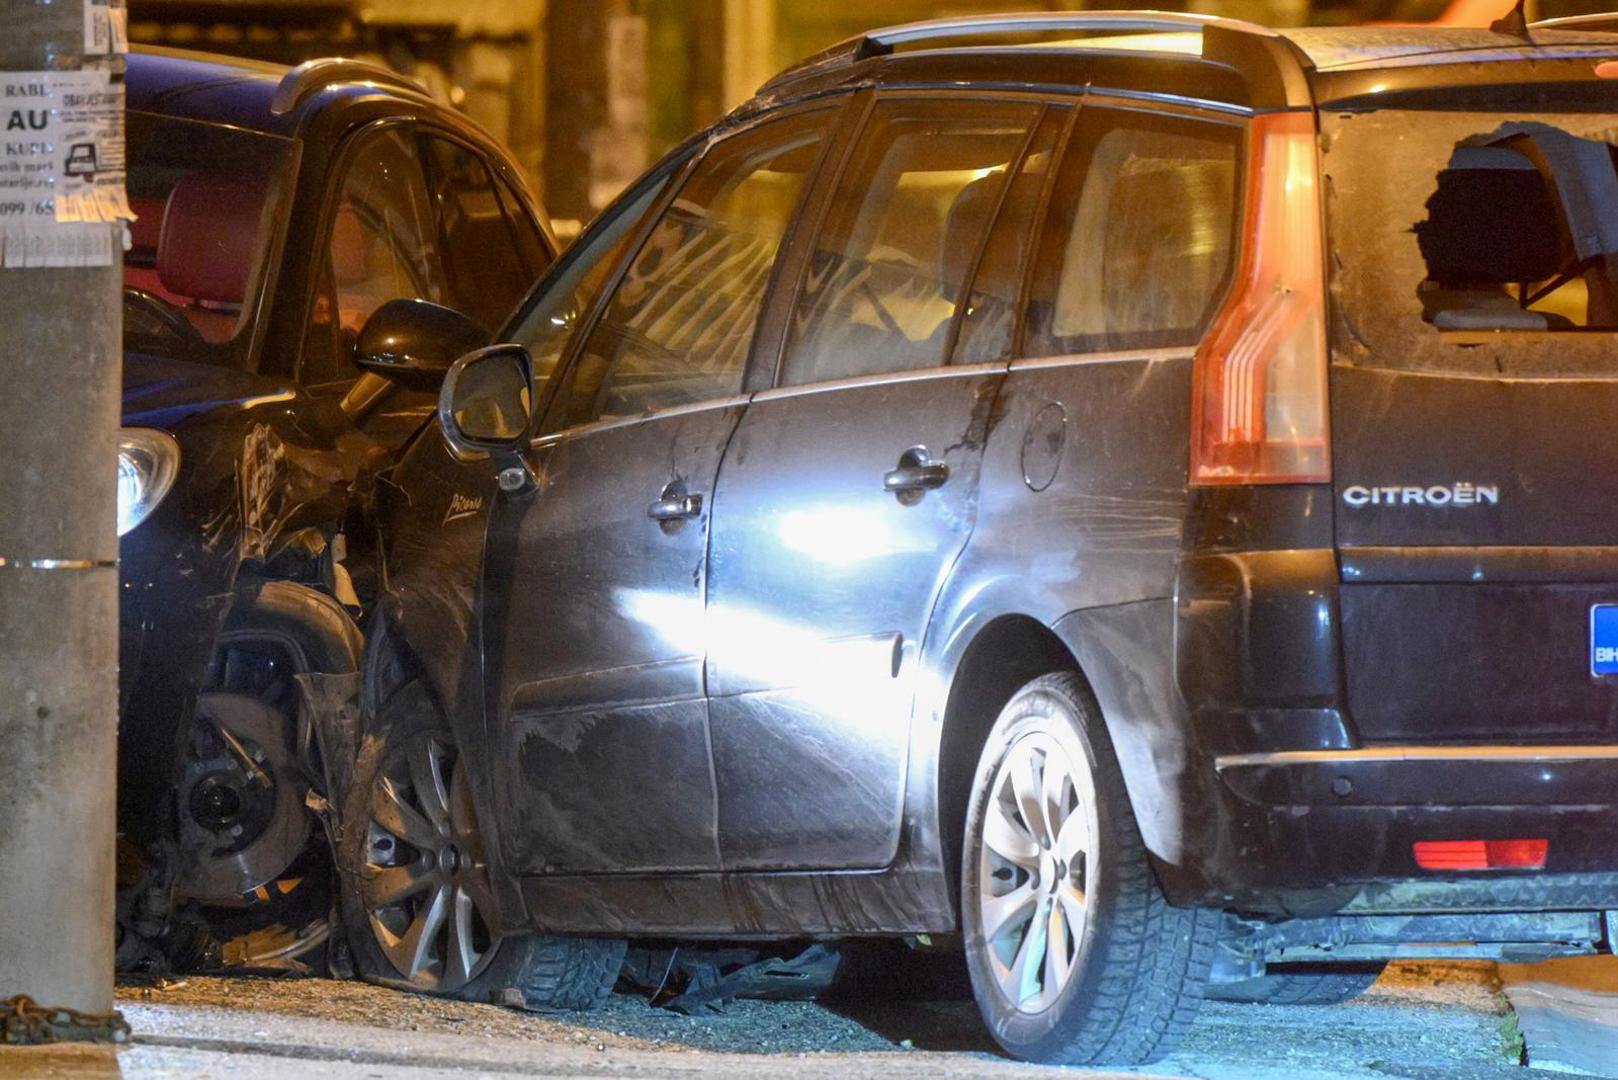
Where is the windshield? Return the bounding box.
[124,111,294,367]
[1324,101,1618,376]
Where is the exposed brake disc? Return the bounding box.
[173,691,310,902]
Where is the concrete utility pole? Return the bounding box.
[544,0,648,232]
[0,0,123,1022]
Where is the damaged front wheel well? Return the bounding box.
[936,615,1082,916]
[359,607,432,735]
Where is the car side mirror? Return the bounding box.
[438,344,538,459]
[355,299,490,390]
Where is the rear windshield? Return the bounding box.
[124,112,293,366]
[1324,103,1618,376]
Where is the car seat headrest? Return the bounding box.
[157,173,270,305]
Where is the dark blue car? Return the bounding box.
[114,47,554,970]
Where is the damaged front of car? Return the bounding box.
[111,46,557,975]
[116,354,372,973]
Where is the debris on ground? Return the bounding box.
[51,959,1610,1079]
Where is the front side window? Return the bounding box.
[1026,108,1239,358]
[420,135,541,332]
[506,167,678,400]
[780,99,1038,386]
[305,125,445,385]
[559,107,831,426]
[493,173,554,282]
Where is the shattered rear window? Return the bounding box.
[1323,107,1618,376]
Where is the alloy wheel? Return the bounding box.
[977,728,1098,1015]
[361,731,501,991]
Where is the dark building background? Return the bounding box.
[131,0,1604,238]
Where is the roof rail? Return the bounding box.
[271,57,428,116]
[758,10,1314,108]
[1530,12,1618,32]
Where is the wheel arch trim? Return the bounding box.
[921,598,1215,911]
[1049,600,1216,883]
[221,578,363,674]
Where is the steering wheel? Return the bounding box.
[124,286,207,352]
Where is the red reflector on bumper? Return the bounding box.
[1413,839,1548,871]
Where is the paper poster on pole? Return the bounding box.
[0,69,130,268]
[85,0,130,55]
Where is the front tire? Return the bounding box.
[338,682,623,1008]
[961,671,1217,1066]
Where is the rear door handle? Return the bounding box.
[884,446,950,495]
[648,493,703,521]
[883,464,950,493]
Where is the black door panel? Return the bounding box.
[710,684,911,870]
[486,105,836,877]
[507,699,719,873]
[490,406,742,875]
[706,372,1001,870]
[509,657,705,714]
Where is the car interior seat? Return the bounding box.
[1415,146,1572,331]
[155,173,271,343]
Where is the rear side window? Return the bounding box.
[560,107,831,425]
[779,99,1039,386]
[951,106,1071,365]
[1025,108,1239,357]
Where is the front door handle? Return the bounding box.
[648,492,703,521]
[884,446,950,496]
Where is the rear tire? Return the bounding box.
[338,681,623,1009]
[961,671,1218,1066]
[1207,965,1385,1005]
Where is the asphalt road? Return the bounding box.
[0,960,1603,1079]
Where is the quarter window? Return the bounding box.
[779,99,1039,387]
[560,108,831,426]
[1026,109,1239,357]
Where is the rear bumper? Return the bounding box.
[1207,746,1618,913]
[1219,744,1618,807]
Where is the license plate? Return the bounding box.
[1593,605,1618,675]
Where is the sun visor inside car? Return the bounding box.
[157,172,271,305]
[1414,147,1563,287]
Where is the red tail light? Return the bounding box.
[1413,839,1548,872]
[1190,111,1329,485]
